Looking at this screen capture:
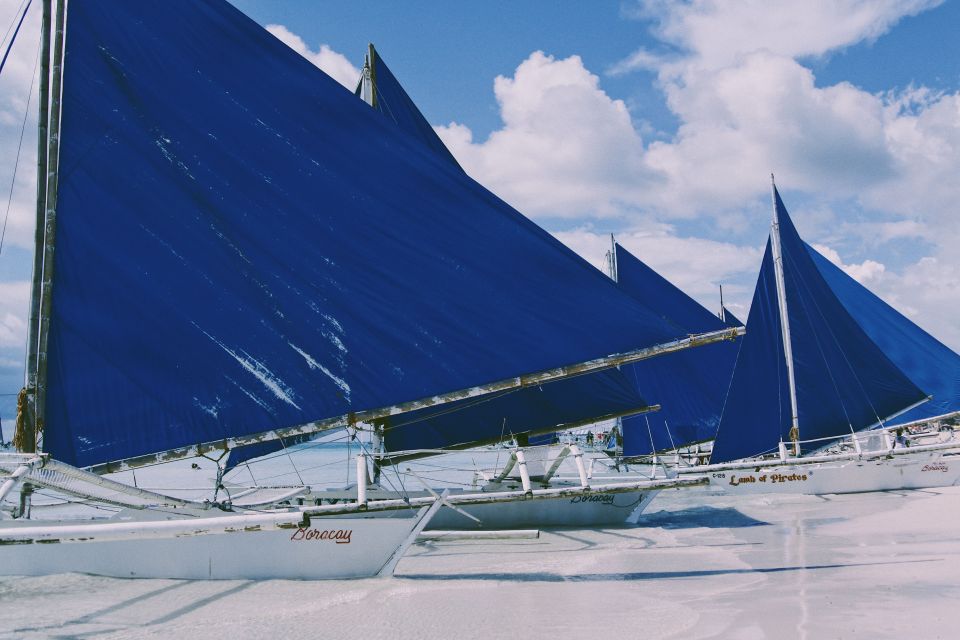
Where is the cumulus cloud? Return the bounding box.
[0,281,29,348]
[438,52,656,219]
[812,243,886,283]
[429,0,959,348]
[639,0,939,69]
[266,25,361,90]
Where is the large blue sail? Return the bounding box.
[349,49,653,454]
[614,244,741,456]
[358,46,462,170]
[721,306,743,328]
[384,369,650,452]
[711,189,928,463]
[44,0,689,468]
[808,245,960,423]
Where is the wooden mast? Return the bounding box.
[31,0,66,451]
[19,0,53,454]
[769,174,801,454]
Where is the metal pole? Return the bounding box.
[361,43,377,108]
[769,175,801,452]
[611,234,617,281]
[20,0,53,454]
[355,453,367,506]
[33,0,67,447]
[515,449,532,494]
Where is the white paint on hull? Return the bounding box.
[706,451,960,495]
[428,489,658,529]
[0,511,423,580]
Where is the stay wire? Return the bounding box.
[0,22,39,256]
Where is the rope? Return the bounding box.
[11,386,27,450]
[0,15,39,256]
[0,0,30,77]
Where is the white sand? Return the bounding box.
[1,484,958,639]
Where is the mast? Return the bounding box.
[33,0,66,450]
[719,284,726,323]
[606,233,618,282]
[768,174,800,452]
[361,43,377,108]
[19,0,53,454]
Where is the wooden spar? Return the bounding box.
[719,284,725,323]
[606,233,618,282]
[33,0,66,451]
[87,325,743,475]
[769,174,800,448]
[21,0,53,454]
[360,43,377,108]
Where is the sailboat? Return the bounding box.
[679,177,960,494]
[0,0,741,579]
[607,238,743,464]
[244,42,725,529]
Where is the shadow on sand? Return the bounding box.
[400,558,936,583]
[635,505,769,529]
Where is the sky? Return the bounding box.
[0,0,958,431]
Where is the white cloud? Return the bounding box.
[265,25,360,90]
[437,51,657,219]
[640,0,939,70]
[429,1,959,349]
[0,281,29,348]
[811,243,886,283]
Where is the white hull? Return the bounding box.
[428,489,657,529]
[698,449,960,495]
[0,509,425,580]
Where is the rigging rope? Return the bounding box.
[1,35,40,257]
[0,0,31,78]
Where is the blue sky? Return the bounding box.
[0,0,958,431]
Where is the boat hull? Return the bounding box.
[704,451,960,495]
[0,511,421,580]
[427,489,657,529]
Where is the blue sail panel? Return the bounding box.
[613,244,741,456]
[369,48,462,170]
[615,244,726,335]
[384,368,649,452]
[808,245,960,423]
[356,54,656,453]
[710,242,792,463]
[721,306,743,328]
[44,0,686,468]
[711,191,927,463]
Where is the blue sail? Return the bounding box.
[43,0,689,468]
[360,46,462,170]
[614,244,742,456]
[711,189,928,463]
[808,245,960,423]
[347,49,654,454]
[383,369,650,453]
[721,306,743,328]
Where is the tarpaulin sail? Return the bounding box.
[356,45,462,170]
[614,244,741,456]
[711,189,927,464]
[348,48,653,454]
[383,368,650,453]
[721,306,743,328]
[44,0,689,468]
[808,245,960,424]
